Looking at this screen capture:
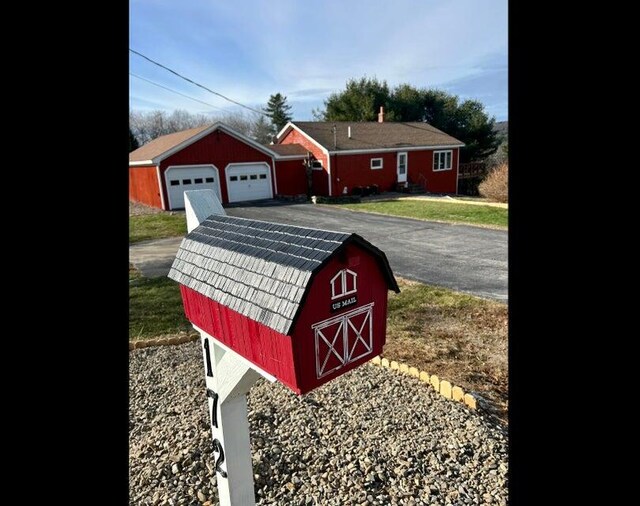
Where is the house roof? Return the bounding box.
[279,121,464,152]
[129,125,210,163]
[129,122,292,165]
[168,214,399,335]
[265,143,309,157]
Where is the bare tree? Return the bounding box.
[129,108,276,146]
[129,109,212,145]
[251,114,275,144]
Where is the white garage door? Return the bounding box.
[226,163,272,203]
[165,165,221,210]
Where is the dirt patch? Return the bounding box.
[130,201,165,216]
[384,278,508,423]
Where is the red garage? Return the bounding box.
[129,122,309,209]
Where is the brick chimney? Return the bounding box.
[378,106,385,123]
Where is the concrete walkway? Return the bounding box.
[129,236,183,278]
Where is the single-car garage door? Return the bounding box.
[226,163,272,203]
[165,165,221,210]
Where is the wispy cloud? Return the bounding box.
[130,0,507,119]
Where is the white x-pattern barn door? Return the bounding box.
[312,303,375,379]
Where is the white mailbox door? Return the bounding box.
[312,303,374,379]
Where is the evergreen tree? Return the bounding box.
[320,78,500,162]
[129,127,139,152]
[265,93,293,133]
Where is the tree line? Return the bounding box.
[130,78,500,163]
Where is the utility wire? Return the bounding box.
[129,72,227,111]
[130,48,267,116]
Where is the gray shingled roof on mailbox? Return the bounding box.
[168,214,399,336]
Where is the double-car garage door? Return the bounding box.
[165,165,221,210]
[165,163,272,209]
[226,163,272,203]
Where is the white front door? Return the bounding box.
[226,163,272,203]
[165,165,221,210]
[397,152,408,183]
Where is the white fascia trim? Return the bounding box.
[329,144,464,156]
[276,122,332,196]
[275,122,294,141]
[271,158,279,195]
[456,148,460,194]
[141,121,287,164]
[130,160,155,166]
[151,122,225,164]
[156,165,166,210]
[327,153,332,196]
[217,124,285,159]
[273,154,307,160]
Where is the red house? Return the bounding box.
[129,115,464,209]
[168,214,400,395]
[276,110,464,195]
[129,122,309,209]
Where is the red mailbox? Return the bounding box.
[168,214,399,395]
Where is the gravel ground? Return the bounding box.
[130,342,508,506]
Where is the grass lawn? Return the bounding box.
[129,263,507,421]
[129,266,192,339]
[129,214,187,244]
[338,199,508,228]
[386,278,507,422]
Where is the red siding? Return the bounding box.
[280,129,329,196]
[159,130,275,206]
[180,285,299,392]
[273,159,308,196]
[330,148,459,196]
[179,242,392,395]
[407,148,459,194]
[129,165,162,208]
[331,152,399,195]
[291,243,390,394]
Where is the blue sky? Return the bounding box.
[129,0,507,121]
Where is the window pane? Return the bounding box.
[259,174,267,179]
[240,175,248,181]
[194,178,203,184]
[446,152,451,169]
[182,179,192,185]
[205,177,214,183]
[230,176,238,181]
[170,180,180,186]
[250,174,258,180]
[345,272,356,293]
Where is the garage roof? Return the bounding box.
[168,214,399,335]
[265,143,309,157]
[129,122,304,165]
[278,121,464,152]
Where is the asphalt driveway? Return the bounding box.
[130,200,507,302]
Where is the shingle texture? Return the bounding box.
[129,125,211,162]
[264,143,308,156]
[284,121,463,151]
[168,215,356,335]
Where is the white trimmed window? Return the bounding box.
[433,150,452,171]
[370,158,383,170]
[330,269,358,300]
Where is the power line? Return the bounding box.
[129,72,227,111]
[130,48,267,116]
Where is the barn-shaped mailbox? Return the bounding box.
[168,214,400,395]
